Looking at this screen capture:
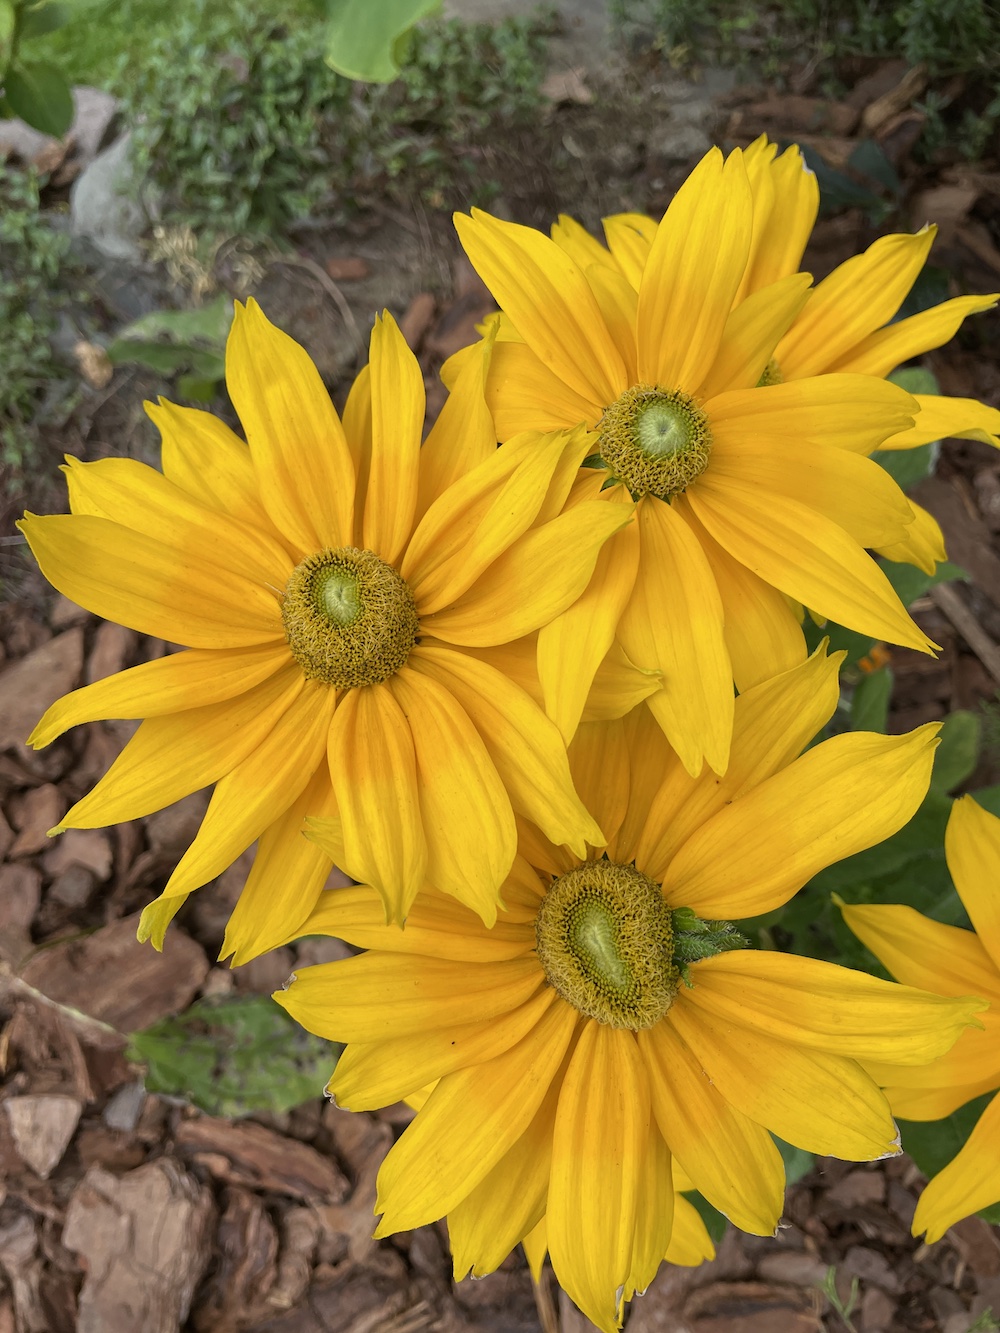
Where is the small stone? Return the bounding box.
[201,967,236,998]
[8,784,64,857]
[4,1095,82,1178]
[86,622,137,684]
[325,256,369,281]
[0,628,84,753]
[48,864,97,909]
[0,863,42,934]
[756,1251,829,1286]
[49,596,90,630]
[0,809,13,859]
[859,1284,895,1331]
[103,1082,147,1134]
[843,1245,899,1293]
[70,132,147,261]
[42,828,113,881]
[232,946,297,996]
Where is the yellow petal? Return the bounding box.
[697,272,812,401]
[361,311,424,564]
[581,643,662,725]
[485,339,603,440]
[57,663,305,829]
[551,212,615,270]
[567,719,628,855]
[879,393,1000,450]
[840,899,1000,1003]
[830,293,999,378]
[136,893,189,950]
[636,148,752,392]
[373,996,578,1233]
[640,1019,784,1235]
[410,644,602,857]
[537,509,640,743]
[664,725,939,918]
[417,326,498,518]
[148,397,271,530]
[678,496,806,693]
[389,667,516,924]
[277,952,544,1044]
[225,299,355,551]
[612,703,676,864]
[624,1118,673,1301]
[585,262,639,383]
[602,212,656,289]
[867,1018,1000,1120]
[776,228,936,378]
[668,994,899,1160]
[875,498,946,575]
[455,208,627,406]
[744,141,818,293]
[912,1092,1000,1243]
[635,643,842,879]
[548,1023,649,1333]
[327,682,427,923]
[522,1217,548,1281]
[688,951,985,1064]
[28,642,289,748]
[704,373,919,456]
[341,361,371,481]
[335,987,555,1113]
[158,681,334,900]
[221,765,340,965]
[18,514,284,647]
[687,479,934,653]
[421,499,633,647]
[617,497,732,778]
[945,796,1000,972]
[664,1193,715,1267]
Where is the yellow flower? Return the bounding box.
[19,301,622,956]
[841,794,1000,1243]
[454,145,935,776]
[276,649,982,1332]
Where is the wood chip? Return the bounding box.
[175,1116,349,1202]
[85,622,137,684]
[63,1160,215,1333]
[3,1094,82,1178]
[325,256,370,281]
[0,1214,47,1333]
[41,828,113,881]
[190,1187,278,1330]
[861,63,928,133]
[0,629,84,753]
[8,784,64,857]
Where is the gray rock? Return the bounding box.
[0,85,118,168]
[70,132,146,261]
[647,118,714,164]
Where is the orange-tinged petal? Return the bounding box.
[663,725,939,918]
[912,1092,1000,1242]
[421,500,633,647]
[221,765,340,966]
[485,339,603,440]
[687,479,934,653]
[158,679,334,899]
[830,293,999,378]
[335,987,555,1113]
[55,662,305,829]
[18,514,284,648]
[669,994,899,1160]
[636,148,752,391]
[62,455,294,590]
[389,666,516,925]
[776,228,936,378]
[28,642,289,748]
[373,997,578,1233]
[148,397,270,530]
[362,311,424,564]
[537,510,640,743]
[697,272,812,400]
[878,393,1000,450]
[640,1019,784,1235]
[456,209,627,405]
[225,299,355,552]
[410,645,602,857]
[945,796,1000,972]
[617,497,732,777]
[549,1023,649,1333]
[327,682,427,923]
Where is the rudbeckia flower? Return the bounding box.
[276,649,982,1332]
[19,302,622,955]
[841,794,1000,1242]
[454,146,937,775]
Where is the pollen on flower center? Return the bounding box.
[597,384,712,500]
[282,547,418,688]
[535,859,677,1029]
[756,358,784,386]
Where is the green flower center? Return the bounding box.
[535,860,677,1030]
[756,358,784,386]
[282,547,418,688]
[597,384,712,500]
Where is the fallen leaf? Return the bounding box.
[861,63,928,133]
[541,67,592,105]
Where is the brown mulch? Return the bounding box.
[2,51,1000,1333]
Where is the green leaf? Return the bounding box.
[850,666,892,734]
[888,366,940,397]
[871,441,938,492]
[683,1190,728,1243]
[932,709,982,792]
[126,994,338,1117]
[177,372,221,401]
[323,0,441,82]
[774,1135,814,1186]
[3,57,73,135]
[112,294,234,349]
[899,1094,992,1180]
[882,558,967,612]
[0,1,15,80]
[106,338,195,373]
[19,0,110,38]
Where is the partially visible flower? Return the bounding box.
[841,794,1000,1242]
[276,649,981,1331]
[20,302,621,955]
[454,146,936,776]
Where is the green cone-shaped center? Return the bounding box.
[282,546,418,688]
[597,384,712,500]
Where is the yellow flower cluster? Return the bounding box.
[19,136,1000,1329]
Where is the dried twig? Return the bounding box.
[930,583,1000,686]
